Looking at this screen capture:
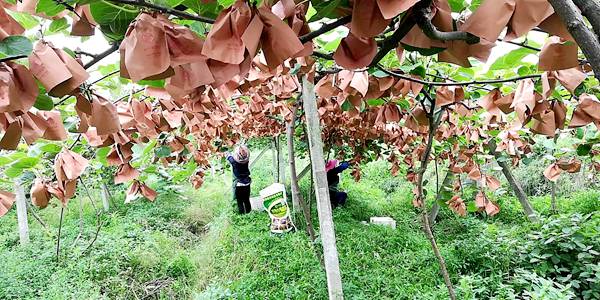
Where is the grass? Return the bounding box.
[0,149,598,299]
[0,178,230,299]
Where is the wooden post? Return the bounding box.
[489,141,538,222]
[101,183,111,212]
[287,105,317,241]
[287,115,301,213]
[272,138,279,182]
[249,147,269,170]
[297,163,312,181]
[279,135,286,185]
[15,182,29,245]
[302,76,344,300]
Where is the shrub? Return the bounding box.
[516,213,600,299]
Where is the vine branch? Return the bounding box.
[376,65,543,86]
[414,8,479,44]
[300,16,352,43]
[0,55,27,63]
[83,43,120,70]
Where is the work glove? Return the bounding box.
[340,161,350,169]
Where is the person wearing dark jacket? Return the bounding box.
[325,159,350,208]
[226,145,251,214]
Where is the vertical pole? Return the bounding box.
[287,104,317,241]
[287,115,301,212]
[279,135,286,185]
[101,183,110,212]
[302,76,344,300]
[15,182,29,245]
[272,137,279,182]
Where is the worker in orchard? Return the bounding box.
[325,159,350,208]
[226,145,252,214]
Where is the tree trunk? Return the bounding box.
[429,170,454,224]
[548,0,600,80]
[287,104,317,242]
[489,142,538,222]
[572,0,600,39]
[26,201,48,231]
[302,75,344,300]
[414,108,456,300]
[15,182,29,246]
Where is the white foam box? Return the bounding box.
[369,217,397,229]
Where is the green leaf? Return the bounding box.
[39,143,62,153]
[12,157,40,169]
[155,0,185,7]
[341,100,351,111]
[366,99,385,106]
[470,0,482,10]
[189,21,209,37]
[490,48,536,70]
[90,1,139,42]
[467,201,478,213]
[62,47,76,58]
[48,17,69,34]
[182,0,220,18]
[409,65,427,78]
[576,144,592,156]
[488,129,500,137]
[217,0,235,7]
[36,0,65,16]
[369,70,388,78]
[7,11,39,29]
[137,79,165,88]
[576,128,585,139]
[5,167,23,178]
[396,98,411,110]
[308,0,342,22]
[96,147,110,166]
[323,37,342,52]
[155,145,171,158]
[0,36,33,58]
[452,67,475,81]
[0,156,13,166]
[34,94,54,111]
[306,3,317,21]
[448,0,466,12]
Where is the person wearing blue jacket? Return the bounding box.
[325,159,350,208]
[226,145,251,214]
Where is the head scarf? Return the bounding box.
[234,145,250,163]
[325,159,338,172]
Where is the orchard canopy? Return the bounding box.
[1,0,600,217]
